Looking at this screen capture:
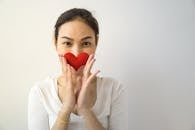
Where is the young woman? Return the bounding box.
[28,8,127,130]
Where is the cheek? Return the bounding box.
[83,47,96,55]
[56,46,69,55]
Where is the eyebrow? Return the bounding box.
[60,36,92,41]
[61,36,73,40]
[81,36,92,41]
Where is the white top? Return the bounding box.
[28,75,128,130]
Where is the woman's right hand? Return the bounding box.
[58,56,76,114]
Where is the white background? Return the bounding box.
[0,0,194,130]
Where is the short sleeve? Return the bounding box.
[28,86,50,130]
[108,83,128,130]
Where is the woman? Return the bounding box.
[28,8,127,130]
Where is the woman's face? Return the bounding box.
[55,19,97,56]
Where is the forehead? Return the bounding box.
[58,20,95,39]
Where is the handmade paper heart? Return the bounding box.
[64,52,89,70]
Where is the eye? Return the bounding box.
[62,42,72,47]
[82,42,91,47]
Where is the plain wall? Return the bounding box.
[0,0,194,130]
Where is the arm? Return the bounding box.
[28,86,50,130]
[76,54,105,130]
[51,63,76,130]
[52,54,105,130]
[51,110,70,130]
[79,109,106,130]
[51,107,106,130]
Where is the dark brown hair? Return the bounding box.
[54,8,99,44]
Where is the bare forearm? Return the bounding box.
[51,110,70,130]
[81,109,106,130]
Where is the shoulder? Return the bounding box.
[29,75,56,97]
[94,76,127,115]
[97,76,125,96]
[98,76,124,90]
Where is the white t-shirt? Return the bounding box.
[28,75,128,130]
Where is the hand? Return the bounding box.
[76,54,100,115]
[58,56,77,114]
[58,54,100,115]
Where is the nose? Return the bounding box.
[71,46,82,56]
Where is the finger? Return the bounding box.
[83,53,93,67]
[70,66,76,75]
[87,58,96,73]
[59,54,66,64]
[62,57,68,75]
[76,66,84,76]
[58,55,62,64]
[77,76,82,90]
[85,53,94,66]
[67,64,72,89]
[75,76,82,95]
[62,56,67,66]
[59,56,64,73]
[87,70,100,84]
[70,66,77,86]
[84,57,96,77]
[83,54,94,72]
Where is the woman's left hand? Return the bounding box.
[75,54,100,115]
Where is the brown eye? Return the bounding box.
[82,42,91,47]
[62,42,72,47]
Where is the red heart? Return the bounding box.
[64,52,89,70]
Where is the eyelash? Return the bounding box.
[62,42,92,47]
[62,42,72,46]
[82,42,91,47]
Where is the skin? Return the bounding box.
[51,19,105,130]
